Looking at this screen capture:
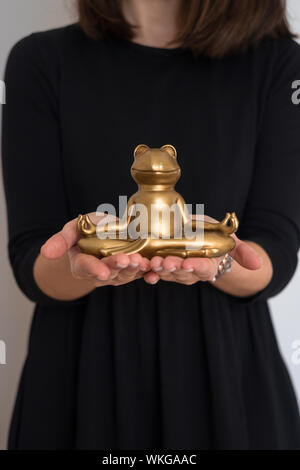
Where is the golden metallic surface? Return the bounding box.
[77,145,239,259]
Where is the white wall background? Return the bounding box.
[0,0,299,451]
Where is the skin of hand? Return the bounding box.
[143,215,273,298]
[144,235,261,284]
[36,214,151,301]
[36,213,272,300]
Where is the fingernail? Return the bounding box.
[184,268,194,272]
[168,267,176,272]
[150,279,158,285]
[117,263,127,269]
[129,262,139,268]
[97,274,108,281]
[153,266,163,272]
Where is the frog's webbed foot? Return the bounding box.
[189,247,220,257]
[155,247,220,258]
[155,248,188,258]
[78,214,97,237]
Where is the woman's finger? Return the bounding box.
[41,212,105,261]
[116,254,144,281]
[144,270,160,284]
[181,257,217,280]
[101,253,149,284]
[100,253,130,281]
[102,253,130,271]
[41,218,80,260]
[171,269,198,284]
[140,257,151,273]
[150,256,164,272]
[161,256,183,273]
[147,256,182,282]
[68,248,111,281]
[128,253,144,270]
[230,237,261,270]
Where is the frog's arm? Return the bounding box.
[172,196,239,236]
[78,214,97,236]
[176,196,219,232]
[176,195,220,230]
[176,195,192,225]
[96,195,136,236]
[191,217,222,231]
[78,197,136,237]
[217,212,239,234]
[192,212,238,234]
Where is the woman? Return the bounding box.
[2,0,300,450]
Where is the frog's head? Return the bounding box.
[131,144,181,186]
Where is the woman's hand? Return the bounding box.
[34,213,151,301]
[143,234,261,285]
[143,215,272,299]
[41,214,151,287]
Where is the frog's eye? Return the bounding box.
[161,145,177,159]
[134,144,149,158]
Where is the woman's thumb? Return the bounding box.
[231,238,262,270]
[40,219,79,259]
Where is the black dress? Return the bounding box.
[2,24,300,450]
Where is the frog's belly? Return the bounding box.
[133,207,184,239]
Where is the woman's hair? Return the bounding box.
[77,0,295,57]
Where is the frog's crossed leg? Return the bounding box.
[100,237,149,257]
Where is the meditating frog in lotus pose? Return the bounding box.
[77,144,238,258]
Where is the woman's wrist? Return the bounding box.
[211,241,273,298]
[33,252,97,302]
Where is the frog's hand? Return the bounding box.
[218,212,239,235]
[77,214,97,237]
[101,237,149,256]
[194,214,237,233]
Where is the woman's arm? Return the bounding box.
[2,34,73,305]
[2,35,150,304]
[210,240,272,297]
[146,40,300,299]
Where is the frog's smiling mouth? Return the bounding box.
[131,169,180,175]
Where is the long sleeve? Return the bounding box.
[238,39,300,302]
[1,34,78,305]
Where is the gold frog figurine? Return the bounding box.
[77,144,238,258]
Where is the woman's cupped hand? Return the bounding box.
[41,214,151,287]
[40,213,261,287]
